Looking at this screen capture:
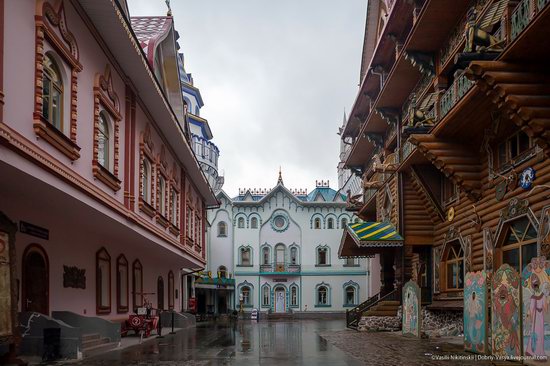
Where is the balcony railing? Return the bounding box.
[363,187,377,204]
[511,0,550,41]
[260,262,301,274]
[401,139,416,162]
[439,71,474,119]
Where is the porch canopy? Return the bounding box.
[339,221,404,258]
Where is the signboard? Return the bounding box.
[273,278,287,282]
[251,308,258,320]
[0,231,12,338]
[19,221,49,240]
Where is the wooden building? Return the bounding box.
[339,0,550,329]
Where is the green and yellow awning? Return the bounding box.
[339,221,403,258]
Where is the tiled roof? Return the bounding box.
[130,16,172,67]
[306,187,345,202]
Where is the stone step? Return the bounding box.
[82,337,109,350]
[82,341,118,358]
[364,310,398,317]
[81,333,101,342]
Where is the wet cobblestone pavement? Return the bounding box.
[318,330,509,366]
[62,320,512,365]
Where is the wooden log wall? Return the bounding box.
[403,173,439,245]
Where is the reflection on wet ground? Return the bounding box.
[68,319,362,366]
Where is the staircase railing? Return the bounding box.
[346,288,400,329]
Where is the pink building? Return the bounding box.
[0,0,217,358]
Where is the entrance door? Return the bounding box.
[218,293,227,314]
[22,245,49,315]
[274,288,285,313]
[157,276,164,310]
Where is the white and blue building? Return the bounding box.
[206,172,379,315]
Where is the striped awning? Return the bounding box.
[348,221,403,245]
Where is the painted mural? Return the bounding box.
[464,271,488,354]
[492,264,522,358]
[522,256,550,365]
[402,280,421,337]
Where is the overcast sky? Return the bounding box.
[128,0,366,197]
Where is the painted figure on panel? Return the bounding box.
[464,271,488,354]
[402,280,421,337]
[522,256,550,364]
[492,264,521,357]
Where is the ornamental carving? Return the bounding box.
[63,265,86,289]
[464,235,473,273]
[501,198,529,221]
[539,206,550,259]
[433,246,443,294]
[483,228,494,272]
[444,225,460,242]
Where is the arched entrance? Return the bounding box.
[22,244,49,315]
[274,286,286,313]
[157,276,164,310]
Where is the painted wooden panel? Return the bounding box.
[522,256,550,365]
[492,264,522,358]
[402,280,421,337]
[464,271,488,354]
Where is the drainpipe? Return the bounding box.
[397,110,405,295]
[371,66,385,91]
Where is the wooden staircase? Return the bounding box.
[346,288,400,329]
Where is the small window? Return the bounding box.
[241,247,251,266]
[96,248,111,314]
[317,247,329,266]
[116,255,128,313]
[442,177,458,206]
[251,217,258,229]
[97,112,110,170]
[345,257,358,266]
[341,218,348,228]
[262,286,270,306]
[314,218,321,229]
[497,131,533,168]
[237,217,245,228]
[241,286,251,305]
[262,247,270,265]
[445,241,464,290]
[345,286,356,306]
[142,158,152,204]
[218,266,227,278]
[290,286,298,306]
[290,247,298,265]
[217,221,227,237]
[132,260,143,311]
[42,53,63,130]
[317,286,328,305]
[327,218,334,229]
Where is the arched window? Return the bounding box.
[237,217,245,228]
[500,217,538,272]
[218,266,227,278]
[317,285,328,305]
[96,248,111,314]
[341,218,348,228]
[344,286,356,306]
[445,241,464,290]
[262,246,270,265]
[157,276,164,310]
[132,260,143,311]
[290,247,298,265]
[241,286,251,305]
[170,187,178,227]
[317,247,329,266]
[142,158,152,204]
[262,285,270,307]
[116,255,128,313]
[218,221,227,237]
[168,271,174,310]
[97,112,111,170]
[240,247,251,266]
[314,218,321,229]
[290,285,298,307]
[42,53,63,130]
[275,244,285,265]
[250,217,258,229]
[327,218,334,229]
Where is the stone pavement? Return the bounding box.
[318,330,512,366]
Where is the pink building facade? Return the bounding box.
[0,0,217,332]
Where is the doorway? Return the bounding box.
[22,244,49,315]
[274,287,286,313]
[157,276,164,310]
[218,293,227,314]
